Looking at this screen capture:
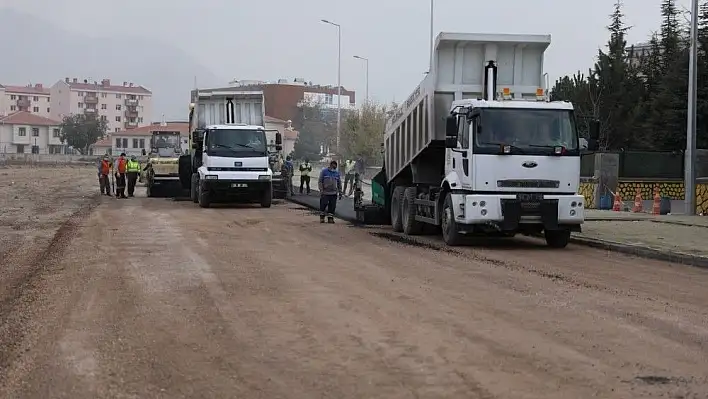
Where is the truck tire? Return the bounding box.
[190,173,198,203]
[390,186,405,232]
[402,187,422,235]
[544,229,571,248]
[441,192,464,246]
[261,187,273,208]
[198,183,211,208]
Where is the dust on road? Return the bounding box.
[0,173,707,398]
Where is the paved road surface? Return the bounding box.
[1,187,708,397]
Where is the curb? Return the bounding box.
[288,193,708,269]
[569,235,708,269]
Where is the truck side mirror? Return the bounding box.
[275,132,283,145]
[445,115,458,138]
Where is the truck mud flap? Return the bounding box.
[540,200,559,230]
[500,200,521,230]
[178,155,191,189]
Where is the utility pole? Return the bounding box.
[685,0,698,215]
[321,19,342,156]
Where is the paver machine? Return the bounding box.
[144,129,183,197]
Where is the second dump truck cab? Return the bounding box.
[180,87,282,208]
[357,32,598,247]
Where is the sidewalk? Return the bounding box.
[289,174,708,268]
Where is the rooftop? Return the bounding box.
[0,111,60,126]
[62,78,151,94]
[0,84,50,95]
[114,122,189,136]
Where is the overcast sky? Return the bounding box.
[2,0,693,104]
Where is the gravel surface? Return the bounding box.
[0,172,707,398]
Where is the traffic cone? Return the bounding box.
[652,187,661,215]
[632,188,643,213]
[612,192,622,211]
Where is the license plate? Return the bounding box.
[231,183,247,188]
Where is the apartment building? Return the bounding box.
[50,78,153,134]
[90,121,188,156]
[227,78,356,129]
[626,42,653,67]
[0,84,51,118]
[0,111,66,154]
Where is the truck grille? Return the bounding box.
[497,179,559,189]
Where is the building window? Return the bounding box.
[46,97,50,102]
[16,144,24,153]
[138,117,143,123]
[10,95,16,100]
[101,104,107,109]
[33,107,39,113]
[139,95,144,100]
[78,91,84,97]
[122,138,128,148]
[32,128,39,137]
[78,102,83,108]
[33,96,39,101]
[101,93,107,98]
[133,138,139,148]
[139,139,145,148]
[101,115,107,121]
[53,128,60,137]
[115,116,121,122]
[10,105,15,111]
[115,104,121,111]
[47,108,50,113]
[115,138,121,148]
[116,94,122,99]
[18,127,26,136]
[115,128,119,132]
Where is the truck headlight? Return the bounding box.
[204,175,218,180]
[259,175,271,180]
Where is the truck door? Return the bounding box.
[452,116,471,189]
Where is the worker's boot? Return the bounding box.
[327,215,335,224]
[320,214,325,223]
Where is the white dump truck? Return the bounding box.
[354,32,599,247]
[178,87,282,208]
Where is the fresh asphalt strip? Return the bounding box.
[286,191,708,269]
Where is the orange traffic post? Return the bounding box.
[632,188,643,213]
[613,192,622,212]
[652,187,661,215]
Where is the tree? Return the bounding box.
[292,130,322,161]
[340,102,388,165]
[59,114,108,155]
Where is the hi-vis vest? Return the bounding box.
[126,160,140,172]
[100,160,111,175]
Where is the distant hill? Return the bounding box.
[0,8,224,120]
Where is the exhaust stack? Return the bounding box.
[483,61,498,101]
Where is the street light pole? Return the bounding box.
[321,19,342,155]
[353,55,369,102]
[685,0,698,215]
[429,0,434,71]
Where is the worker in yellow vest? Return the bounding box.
[299,158,312,194]
[126,155,141,197]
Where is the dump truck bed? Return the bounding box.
[383,32,551,184]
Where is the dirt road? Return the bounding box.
[1,168,707,398]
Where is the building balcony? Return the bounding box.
[125,98,138,106]
[84,107,97,114]
[85,94,98,104]
[16,98,30,108]
[124,109,138,118]
[124,120,138,128]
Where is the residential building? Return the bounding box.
[0,111,66,154]
[50,77,153,134]
[0,84,51,118]
[90,121,188,156]
[626,42,653,67]
[227,78,356,129]
[264,116,298,156]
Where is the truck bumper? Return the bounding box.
[450,193,584,230]
[201,179,271,198]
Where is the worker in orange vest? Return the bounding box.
[113,153,128,199]
[97,155,112,196]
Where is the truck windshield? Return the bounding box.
[475,108,578,153]
[205,129,267,156]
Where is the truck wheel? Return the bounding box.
[390,186,405,232]
[402,187,422,235]
[190,173,198,203]
[544,229,571,248]
[261,188,273,208]
[441,192,464,246]
[198,183,211,208]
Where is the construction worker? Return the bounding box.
[97,155,112,196]
[284,155,295,196]
[114,153,128,199]
[318,160,342,224]
[343,158,356,197]
[126,155,141,197]
[299,158,312,194]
